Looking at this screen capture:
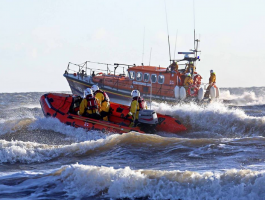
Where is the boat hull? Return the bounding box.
[40,93,187,134]
[65,74,132,102]
[64,74,205,103]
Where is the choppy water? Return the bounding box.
[0,88,265,199]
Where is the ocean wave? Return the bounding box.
[0,133,180,164]
[152,101,265,137]
[0,133,118,164]
[29,117,109,142]
[220,89,265,106]
[1,164,265,199]
[0,107,42,124]
[1,132,265,165]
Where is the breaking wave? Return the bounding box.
[220,89,265,106]
[152,101,265,137]
[1,163,265,199]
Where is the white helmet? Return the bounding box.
[186,73,191,77]
[91,85,99,92]
[131,90,140,97]
[84,88,93,98]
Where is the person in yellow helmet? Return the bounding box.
[91,85,110,121]
[125,90,147,127]
[78,88,101,120]
[204,70,216,98]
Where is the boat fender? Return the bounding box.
[210,87,216,99]
[197,87,204,101]
[179,87,186,100]
[215,86,220,98]
[174,86,180,99]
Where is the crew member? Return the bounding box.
[91,85,110,121]
[185,62,196,75]
[204,70,216,98]
[183,73,194,96]
[78,88,101,120]
[168,61,178,73]
[125,90,147,127]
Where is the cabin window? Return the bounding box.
[158,75,165,84]
[151,74,157,83]
[136,72,143,81]
[129,71,135,80]
[143,73,150,82]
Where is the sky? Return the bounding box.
[1,0,265,92]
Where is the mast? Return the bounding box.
[164,0,171,63]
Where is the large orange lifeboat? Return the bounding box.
[40,93,187,134]
[63,38,219,103]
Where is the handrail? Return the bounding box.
[66,61,130,78]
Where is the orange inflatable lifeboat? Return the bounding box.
[40,93,187,134]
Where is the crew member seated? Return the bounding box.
[204,70,216,98]
[91,85,110,121]
[125,90,147,127]
[78,88,101,120]
[183,73,194,96]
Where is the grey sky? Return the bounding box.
[1,0,265,92]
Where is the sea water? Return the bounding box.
[0,88,265,199]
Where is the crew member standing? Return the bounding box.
[185,62,196,75]
[91,85,110,121]
[125,90,147,127]
[168,61,178,73]
[204,70,216,98]
[183,73,194,96]
[78,88,101,120]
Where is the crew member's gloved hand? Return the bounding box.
[126,114,133,120]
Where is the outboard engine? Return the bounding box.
[137,110,158,133]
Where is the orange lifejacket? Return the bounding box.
[86,96,98,110]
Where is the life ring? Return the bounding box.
[187,85,199,97]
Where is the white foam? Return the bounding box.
[220,90,265,105]
[29,117,109,142]
[57,164,265,199]
[151,101,265,137]
[1,163,265,199]
[0,133,121,163]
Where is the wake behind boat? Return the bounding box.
[64,38,220,103]
[40,93,187,134]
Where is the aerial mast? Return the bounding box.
[164,0,171,63]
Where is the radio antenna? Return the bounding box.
[193,0,196,49]
[164,0,171,63]
[173,30,178,60]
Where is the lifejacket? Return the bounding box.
[132,97,146,111]
[94,90,110,102]
[209,73,216,84]
[86,96,98,110]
